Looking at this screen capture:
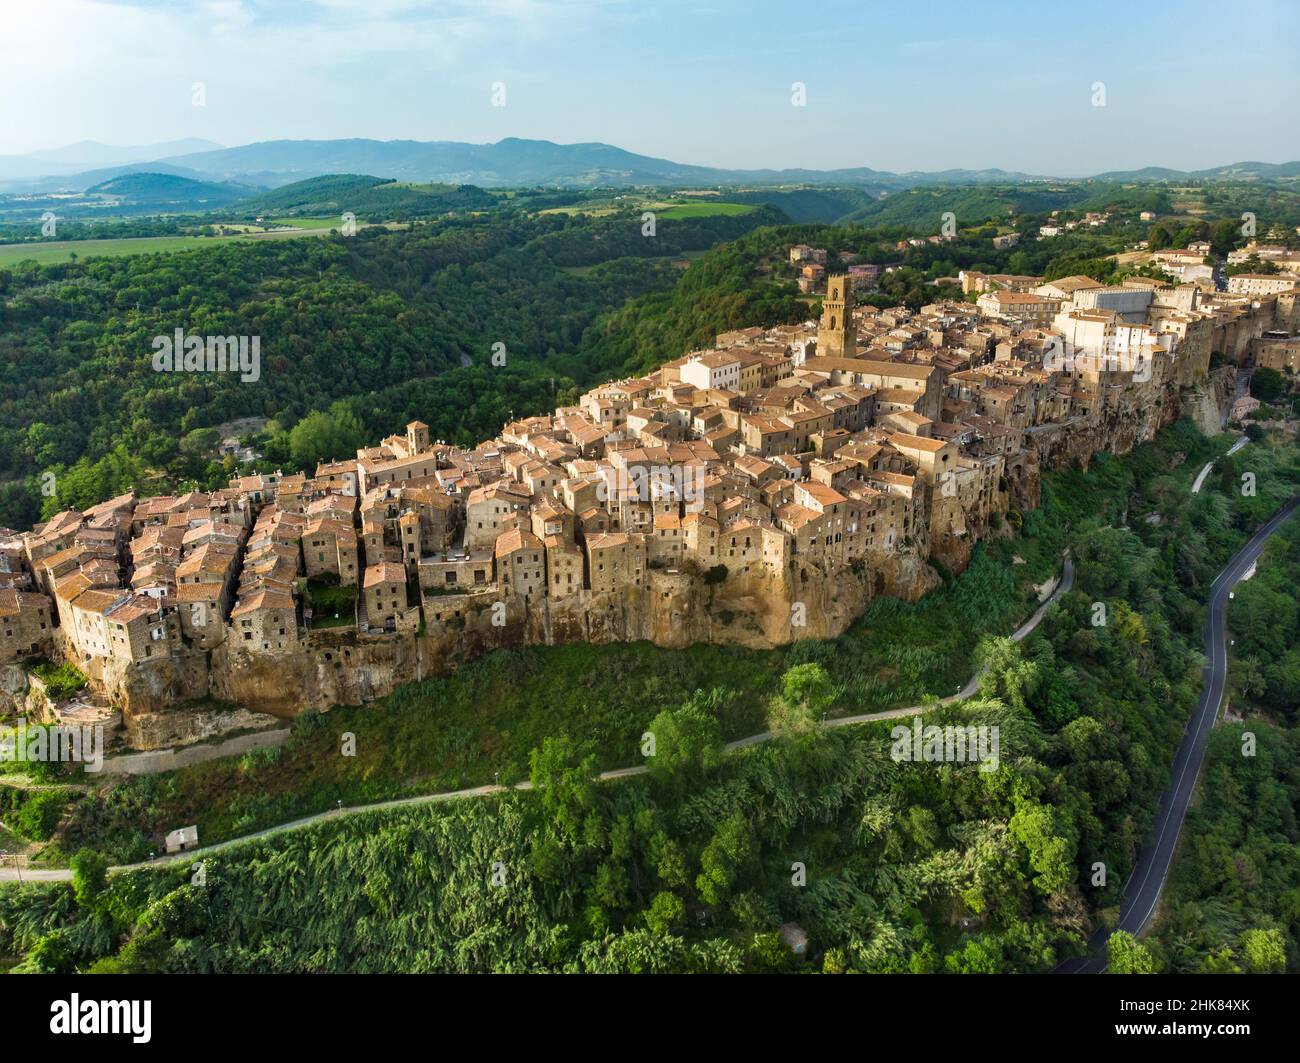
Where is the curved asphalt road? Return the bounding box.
[0,554,1074,884]
[1191,435,1249,494]
[1057,495,1300,973]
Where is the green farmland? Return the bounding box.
[656,201,756,219]
[0,218,344,267]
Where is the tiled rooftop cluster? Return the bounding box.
[3,263,1297,675]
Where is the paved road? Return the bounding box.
[0,555,1074,885]
[1191,435,1249,494]
[730,553,1075,747]
[1057,495,1300,973]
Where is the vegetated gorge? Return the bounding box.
[2,186,1299,974]
[4,420,1298,973]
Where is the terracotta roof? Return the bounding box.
[493,528,543,558]
[363,561,408,587]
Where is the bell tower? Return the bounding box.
[817,275,855,358]
[406,420,430,454]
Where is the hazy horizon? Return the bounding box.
[10,133,1300,181]
[3,0,1298,175]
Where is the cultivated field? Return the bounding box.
[0,217,346,266]
[656,201,755,219]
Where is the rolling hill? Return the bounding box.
[2,136,1297,196]
[234,174,498,218]
[86,172,253,208]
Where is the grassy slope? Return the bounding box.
[62,473,1060,859]
[10,419,1300,975]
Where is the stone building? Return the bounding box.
[0,588,52,663]
[230,586,300,653]
[817,275,856,358]
[363,561,410,631]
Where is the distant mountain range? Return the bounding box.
[0,139,223,182]
[0,137,1296,193]
[1093,160,1300,181]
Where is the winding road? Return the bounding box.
[1191,435,1249,494]
[0,553,1074,884]
[8,489,1291,969]
[1057,494,1300,973]
[5,486,1293,965]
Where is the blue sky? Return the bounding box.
[3,0,1297,173]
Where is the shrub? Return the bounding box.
[70,849,109,908]
[13,790,69,841]
[29,662,89,702]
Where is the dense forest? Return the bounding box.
[1150,517,1300,974]
[233,175,499,219]
[3,177,1294,530]
[0,204,786,528]
[4,420,1297,973]
[731,178,1300,232]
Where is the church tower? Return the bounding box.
[406,420,430,455]
[817,275,855,358]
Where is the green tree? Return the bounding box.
[180,427,222,457]
[1009,797,1077,895]
[528,736,598,844]
[1251,367,1284,403]
[976,636,1041,714]
[288,405,367,470]
[696,813,753,906]
[645,695,723,788]
[1240,928,1286,973]
[643,891,685,935]
[1108,931,1157,973]
[747,931,795,973]
[780,662,835,717]
[70,848,110,908]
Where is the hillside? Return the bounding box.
[8,424,1300,975]
[141,138,1300,190]
[0,203,788,529]
[5,137,1299,196]
[85,172,252,208]
[158,137,729,188]
[235,174,498,218]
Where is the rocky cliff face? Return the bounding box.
[0,664,27,716]
[1027,404,1169,473]
[1025,373,1236,475]
[87,380,1240,729]
[89,648,211,719]
[1183,367,1238,438]
[124,703,281,750]
[93,546,938,721]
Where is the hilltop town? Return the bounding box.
[2,254,1297,746]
